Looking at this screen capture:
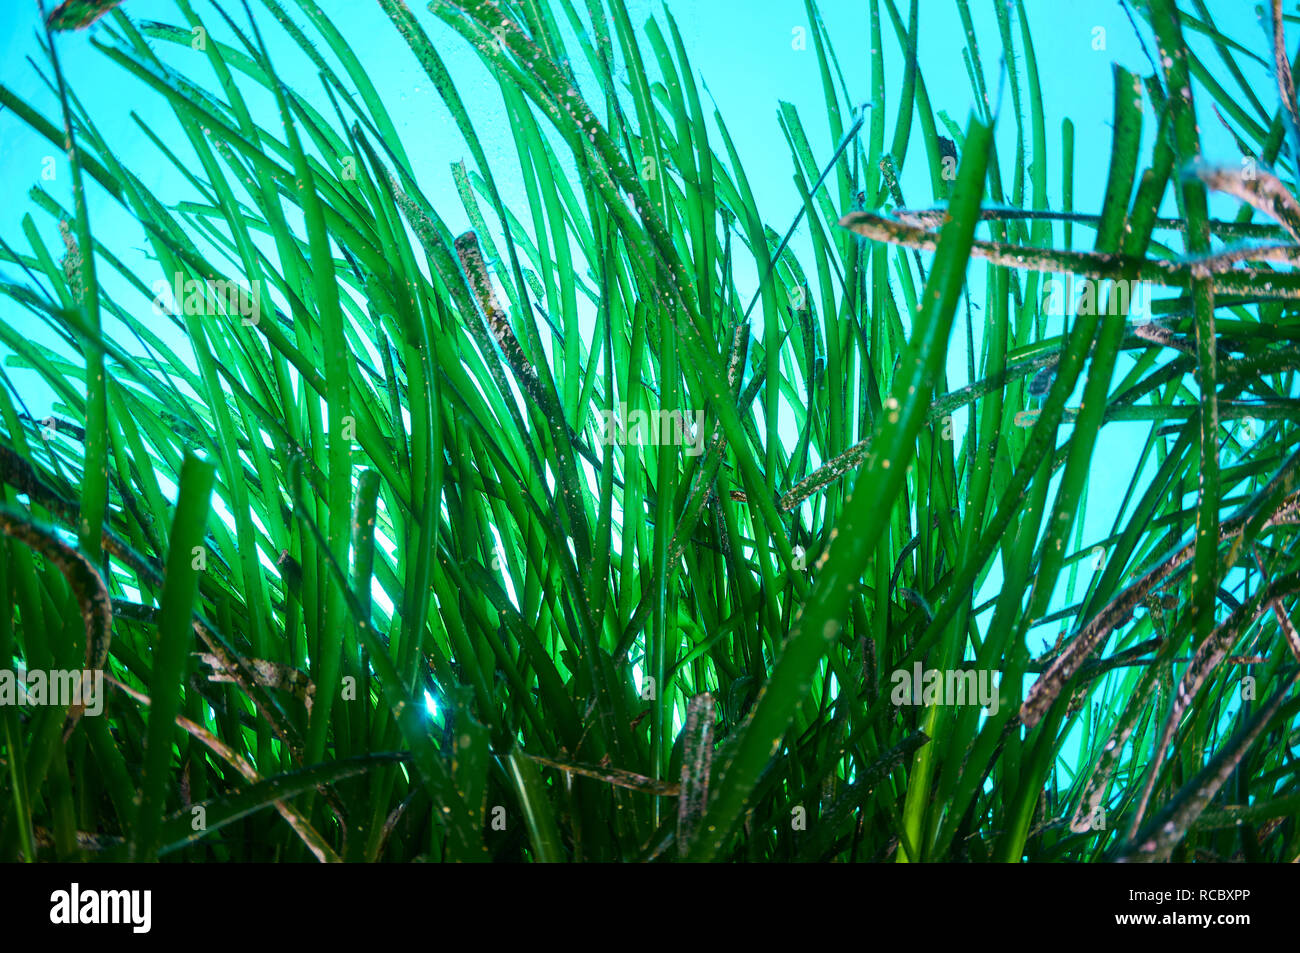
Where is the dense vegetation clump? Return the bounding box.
[0,0,1298,863]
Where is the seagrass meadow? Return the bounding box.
[1,0,1300,864]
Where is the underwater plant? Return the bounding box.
[0,0,1298,864]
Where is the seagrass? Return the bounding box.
[0,0,1297,863]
